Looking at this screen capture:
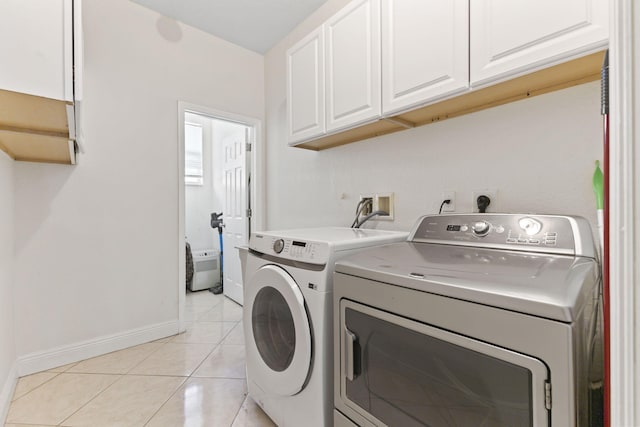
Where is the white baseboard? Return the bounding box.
[0,362,17,425]
[16,320,179,377]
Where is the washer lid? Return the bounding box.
[335,242,599,322]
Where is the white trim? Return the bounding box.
[178,104,186,332]
[68,140,76,165]
[609,0,640,425]
[16,320,179,377]
[0,362,17,425]
[73,0,83,102]
[63,0,74,102]
[177,101,265,329]
[66,104,76,140]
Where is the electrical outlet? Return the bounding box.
[441,191,456,212]
[472,189,498,213]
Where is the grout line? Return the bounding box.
[56,373,123,426]
[47,362,79,374]
[10,371,61,403]
[140,376,188,427]
[122,339,170,375]
[144,292,239,426]
[230,393,250,427]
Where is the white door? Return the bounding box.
[223,126,250,305]
[470,0,609,88]
[325,0,381,132]
[381,0,469,115]
[287,26,325,145]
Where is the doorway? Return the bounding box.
[177,102,264,332]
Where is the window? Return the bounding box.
[185,122,204,185]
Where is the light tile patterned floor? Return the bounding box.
[4,291,276,427]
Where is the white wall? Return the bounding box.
[13,0,264,371]
[264,0,603,235]
[0,151,16,420]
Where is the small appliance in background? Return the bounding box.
[189,249,220,292]
[333,213,603,427]
[243,227,408,427]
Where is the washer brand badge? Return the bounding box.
[308,283,317,290]
[256,235,263,238]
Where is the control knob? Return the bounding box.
[273,239,285,253]
[519,217,542,236]
[472,221,491,237]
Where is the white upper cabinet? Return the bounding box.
[325,0,381,132]
[0,0,82,164]
[287,27,325,144]
[381,0,469,115]
[470,0,609,87]
[287,0,381,144]
[287,0,609,150]
[0,0,74,101]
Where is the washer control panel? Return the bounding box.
[251,235,329,264]
[410,213,595,257]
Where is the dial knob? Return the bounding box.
[273,239,285,254]
[472,221,491,236]
[519,217,542,236]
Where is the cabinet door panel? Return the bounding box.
[382,0,469,115]
[287,27,325,144]
[471,0,608,87]
[326,0,381,132]
[0,0,71,101]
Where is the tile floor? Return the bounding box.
[4,291,276,427]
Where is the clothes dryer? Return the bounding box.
[333,214,603,427]
[243,227,408,427]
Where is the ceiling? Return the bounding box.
[130,0,328,53]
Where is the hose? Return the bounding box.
[351,199,373,228]
[354,210,388,229]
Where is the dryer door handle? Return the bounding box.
[345,327,360,381]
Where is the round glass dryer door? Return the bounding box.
[244,264,312,396]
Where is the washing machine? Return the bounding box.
[243,227,408,427]
[333,214,603,427]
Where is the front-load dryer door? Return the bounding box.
[244,264,312,396]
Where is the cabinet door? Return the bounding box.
[0,0,73,101]
[325,0,381,133]
[287,26,325,145]
[470,0,608,88]
[382,0,469,116]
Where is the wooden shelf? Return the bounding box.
[289,119,406,150]
[0,89,76,164]
[293,51,605,151]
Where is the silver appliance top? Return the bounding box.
[336,214,600,322]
